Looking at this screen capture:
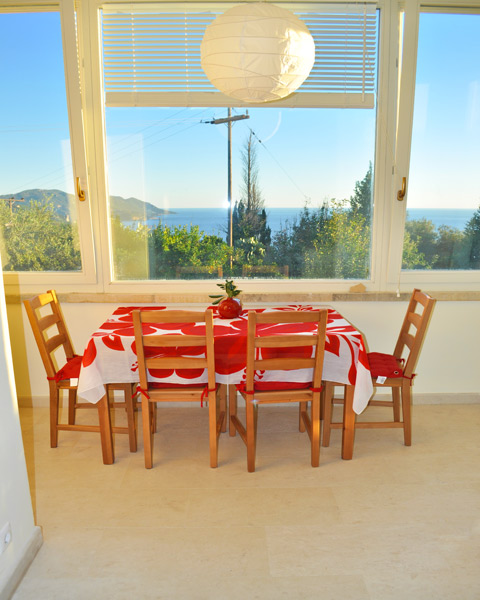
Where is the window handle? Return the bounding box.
[76,177,86,202]
[397,176,406,201]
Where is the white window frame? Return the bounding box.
[3,0,480,296]
[82,0,390,295]
[1,0,97,295]
[386,0,480,292]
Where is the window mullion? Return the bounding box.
[386,0,420,286]
[60,0,97,282]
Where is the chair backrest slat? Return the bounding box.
[45,333,69,355]
[141,335,208,348]
[138,310,208,324]
[394,288,436,377]
[23,289,75,380]
[147,357,208,370]
[246,309,328,392]
[37,313,61,332]
[408,311,422,329]
[254,357,316,371]
[256,334,318,348]
[251,311,320,324]
[398,331,416,352]
[132,309,215,391]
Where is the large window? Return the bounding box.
[101,4,378,281]
[105,105,376,280]
[0,11,82,272]
[3,1,480,293]
[402,11,480,271]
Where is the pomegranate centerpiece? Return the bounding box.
[209,279,242,319]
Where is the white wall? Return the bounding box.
[0,279,41,598]
[9,298,480,402]
[334,300,480,397]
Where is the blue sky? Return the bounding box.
[409,12,480,210]
[0,10,479,211]
[105,105,375,209]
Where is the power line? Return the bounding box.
[11,109,209,193]
[108,114,209,165]
[247,127,311,203]
[106,107,191,155]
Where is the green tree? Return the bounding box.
[111,218,150,279]
[464,205,480,268]
[306,200,370,279]
[434,225,469,269]
[235,237,266,266]
[0,198,81,271]
[269,199,371,279]
[232,132,271,247]
[269,204,330,277]
[404,218,439,265]
[349,162,373,223]
[402,230,430,269]
[148,224,231,279]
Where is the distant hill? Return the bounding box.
[0,189,173,221]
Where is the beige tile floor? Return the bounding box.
[13,401,480,600]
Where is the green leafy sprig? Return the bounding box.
[209,279,242,305]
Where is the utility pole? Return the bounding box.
[2,196,24,215]
[203,109,249,250]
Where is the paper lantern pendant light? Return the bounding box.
[200,3,315,103]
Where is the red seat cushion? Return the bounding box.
[367,352,404,378]
[54,355,83,382]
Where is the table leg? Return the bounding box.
[97,393,114,465]
[341,385,355,460]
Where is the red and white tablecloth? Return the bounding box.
[77,305,373,414]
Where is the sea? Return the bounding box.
[124,207,476,237]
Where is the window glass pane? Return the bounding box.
[0,12,82,272]
[402,12,480,270]
[106,106,375,280]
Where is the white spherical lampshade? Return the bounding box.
[200,3,315,103]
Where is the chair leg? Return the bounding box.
[246,399,257,473]
[402,381,412,446]
[311,396,321,467]
[299,401,307,432]
[142,396,154,469]
[229,385,238,437]
[208,390,218,468]
[392,387,401,422]
[322,382,334,447]
[68,388,76,425]
[150,403,157,434]
[50,386,59,448]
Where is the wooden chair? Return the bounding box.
[23,290,137,452]
[322,288,436,448]
[132,308,225,469]
[230,309,328,472]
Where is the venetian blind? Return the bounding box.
[101,3,378,108]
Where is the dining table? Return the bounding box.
[77,304,373,464]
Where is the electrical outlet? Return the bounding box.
[0,522,12,556]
